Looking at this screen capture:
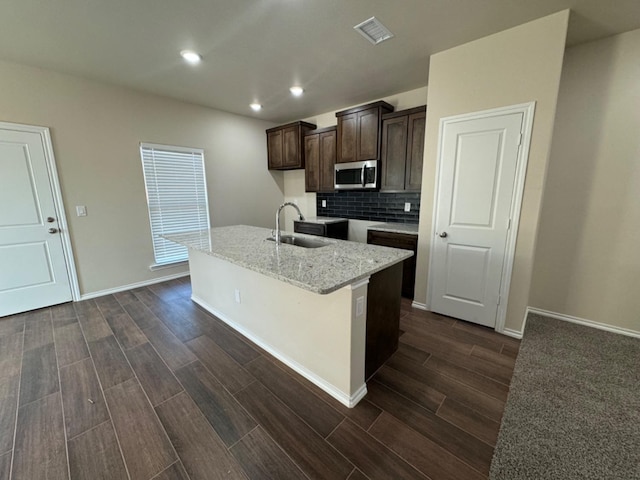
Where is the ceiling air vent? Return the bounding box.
[353,17,394,45]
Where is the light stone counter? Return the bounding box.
[368,222,419,235]
[165,225,412,295]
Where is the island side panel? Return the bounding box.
[187,249,367,407]
[365,262,403,379]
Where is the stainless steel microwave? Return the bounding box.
[334,160,379,190]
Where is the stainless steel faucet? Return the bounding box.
[275,202,305,244]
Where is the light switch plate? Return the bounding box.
[234,289,241,304]
[404,202,411,212]
[322,200,327,208]
[76,205,87,217]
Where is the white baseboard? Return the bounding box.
[502,328,523,339]
[80,272,189,300]
[191,294,367,408]
[411,300,428,311]
[348,383,368,407]
[527,307,640,339]
[409,300,521,340]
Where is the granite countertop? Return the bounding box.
[368,223,419,235]
[296,217,348,225]
[164,225,412,295]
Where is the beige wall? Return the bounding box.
[530,29,640,333]
[281,87,428,234]
[0,60,283,295]
[414,11,569,335]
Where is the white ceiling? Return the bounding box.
[2,0,640,123]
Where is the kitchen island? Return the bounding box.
[165,225,412,407]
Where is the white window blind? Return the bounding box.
[140,143,210,266]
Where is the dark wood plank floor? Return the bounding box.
[0,277,520,479]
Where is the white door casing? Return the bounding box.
[428,104,535,330]
[0,122,79,316]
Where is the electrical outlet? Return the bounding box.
[234,289,241,304]
[356,296,365,316]
[404,202,411,212]
[76,205,87,217]
[321,200,327,208]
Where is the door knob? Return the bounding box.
[47,217,55,223]
[48,228,58,234]
[438,232,448,238]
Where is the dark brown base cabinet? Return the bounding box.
[293,219,348,240]
[304,126,336,192]
[335,101,394,164]
[267,121,316,170]
[367,230,418,299]
[380,106,426,191]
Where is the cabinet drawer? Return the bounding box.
[367,230,417,250]
[294,220,349,239]
[294,221,326,236]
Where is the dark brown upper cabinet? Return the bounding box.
[380,106,426,192]
[304,126,336,193]
[266,121,316,170]
[335,101,394,164]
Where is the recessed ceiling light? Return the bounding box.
[289,86,304,97]
[180,50,202,64]
[250,103,262,112]
[353,17,394,45]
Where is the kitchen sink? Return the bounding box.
[266,235,328,248]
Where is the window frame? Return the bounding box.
[139,142,210,269]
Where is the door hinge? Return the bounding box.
[497,295,501,305]
[507,218,512,230]
[517,133,523,146]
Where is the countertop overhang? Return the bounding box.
[164,225,412,295]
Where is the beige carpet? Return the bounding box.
[490,314,640,479]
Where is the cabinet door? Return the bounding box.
[325,220,348,240]
[405,111,426,191]
[367,230,418,299]
[282,126,300,168]
[267,130,283,169]
[380,116,408,191]
[337,112,357,163]
[304,134,320,192]
[357,108,379,161]
[319,130,336,192]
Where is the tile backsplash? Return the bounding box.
[317,191,420,223]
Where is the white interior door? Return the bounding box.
[0,125,72,316]
[430,112,524,327]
